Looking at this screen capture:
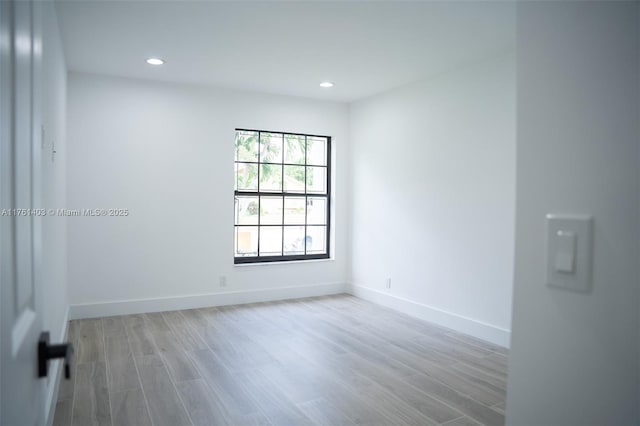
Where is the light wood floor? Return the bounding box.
[53,294,508,426]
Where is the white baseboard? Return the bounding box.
[69,282,348,320]
[348,284,511,348]
[45,305,70,426]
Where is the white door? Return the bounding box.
[1,0,46,425]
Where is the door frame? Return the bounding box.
[1,0,46,424]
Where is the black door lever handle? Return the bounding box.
[38,331,74,379]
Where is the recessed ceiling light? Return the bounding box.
[146,58,165,65]
[320,81,334,88]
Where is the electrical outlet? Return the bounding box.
[219,275,227,287]
[385,278,391,289]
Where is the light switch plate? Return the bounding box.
[546,214,593,292]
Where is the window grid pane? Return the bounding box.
[235,129,330,263]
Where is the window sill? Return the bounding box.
[233,257,334,267]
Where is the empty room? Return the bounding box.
[1,1,639,426]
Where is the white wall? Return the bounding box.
[349,52,516,347]
[66,73,349,315]
[41,2,69,423]
[506,2,639,425]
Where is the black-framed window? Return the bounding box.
[234,129,331,264]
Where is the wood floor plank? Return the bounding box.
[484,353,509,371]
[175,379,236,426]
[258,336,437,426]
[258,360,338,405]
[135,354,192,426]
[393,341,505,405]
[414,360,504,407]
[68,320,80,348]
[58,373,75,401]
[160,310,190,328]
[416,333,487,360]
[143,312,172,333]
[416,335,508,378]
[425,332,494,358]
[199,323,275,372]
[76,320,105,363]
[178,374,273,426]
[333,370,440,426]
[110,388,152,426]
[456,356,509,382]
[362,388,440,426]
[297,398,357,426]
[247,314,348,360]
[195,306,224,324]
[444,331,509,356]
[179,309,210,329]
[126,327,157,356]
[403,373,504,426]
[102,316,126,338]
[298,319,419,378]
[238,369,315,426]
[492,402,506,415]
[151,329,202,381]
[442,416,484,426]
[300,299,460,371]
[160,350,200,382]
[451,362,508,392]
[321,386,398,426]
[213,305,253,322]
[105,334,140,393]
[394,337,459,366]
[152,329,186,352]
[161,311,209,351]
[52,399,72,426]
[188,349,263,417]
[335,353,463,424]
[72,362,111,426]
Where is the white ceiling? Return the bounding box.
[56,1,515,103]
